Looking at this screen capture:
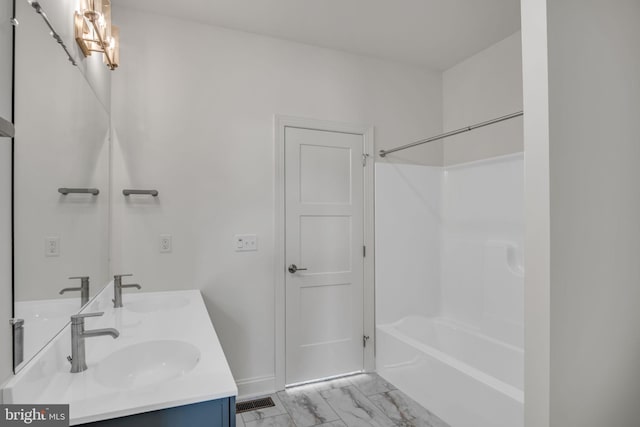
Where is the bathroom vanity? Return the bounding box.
[2,287,237,426]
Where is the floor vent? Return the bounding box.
[236,397,275,414]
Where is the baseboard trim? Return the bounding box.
[236,375,277,400]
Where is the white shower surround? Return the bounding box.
[374,153,524,427]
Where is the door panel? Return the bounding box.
[300,144,352,204]
[300,215,352,272]
[285,127,364,385]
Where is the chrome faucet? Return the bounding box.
[59,276,90,307]
[10,318,24,369]
[113,274,142,308]
[68,312,119,373]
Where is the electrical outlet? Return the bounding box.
[160,234,172,253]
[45,236,60,257]
[234,234,258,252]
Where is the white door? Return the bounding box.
[285,126,365,385]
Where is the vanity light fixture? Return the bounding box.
[74,0,120,70]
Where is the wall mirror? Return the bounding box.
[0,0,11,126]
[12,0,111,371]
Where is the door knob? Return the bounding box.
[288,264,308,274]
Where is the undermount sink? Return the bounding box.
[125,296,190,313]
[94,340,200,389]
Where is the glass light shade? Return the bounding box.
[81,0,103,20]
[104,25,119,69]
[102,1,112,42]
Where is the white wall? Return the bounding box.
[443,31,523,166]
[521,0,550,425]
[374,163,442,325]
[546,1,640,426]
[111,6,442,395]
[523,1,640,426]
[441,154,524,346]
[0,0,14,392]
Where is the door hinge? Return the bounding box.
[363,335,370,348]
[363,245,366,257]
[362,153,369,166]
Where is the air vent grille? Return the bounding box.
[235,397,275,414]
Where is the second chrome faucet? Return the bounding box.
[113,274,142,308]
[59,276,90,307]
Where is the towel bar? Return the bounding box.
[123,189,159,197]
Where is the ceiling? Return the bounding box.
[114,0,521,70]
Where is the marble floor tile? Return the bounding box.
[315,421,347,427]
[238,373,444,427]
[240,393,288,423]
[277,388,340,427]
[320,385,395,427]
[309,376,354,392]
[368,390,450,427]
[244,414,296,427]
[349,373,396,396]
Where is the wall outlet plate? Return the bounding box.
[45,236,60,257]
[235,234,257,252]
[160,234,172,253]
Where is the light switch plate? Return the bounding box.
[235,234,257,252]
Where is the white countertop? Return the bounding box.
[2,286,238,425]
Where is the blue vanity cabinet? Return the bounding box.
[83,397,236,427]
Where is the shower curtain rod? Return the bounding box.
[378,111,524,157]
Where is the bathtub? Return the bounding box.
[376,315,523,427]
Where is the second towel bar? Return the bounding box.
[123,189,159,197]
